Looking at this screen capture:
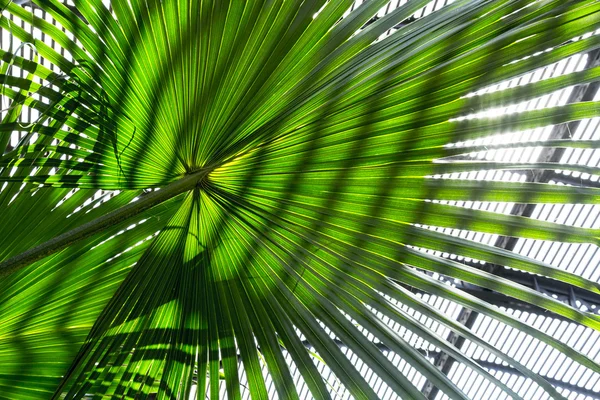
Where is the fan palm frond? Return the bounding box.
[1,0,600,399]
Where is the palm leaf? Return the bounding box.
[1,0,600,398]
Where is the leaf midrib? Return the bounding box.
[0,166,213,277]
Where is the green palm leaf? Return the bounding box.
[1,0,600,398]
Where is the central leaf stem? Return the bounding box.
[0,167,211,277]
